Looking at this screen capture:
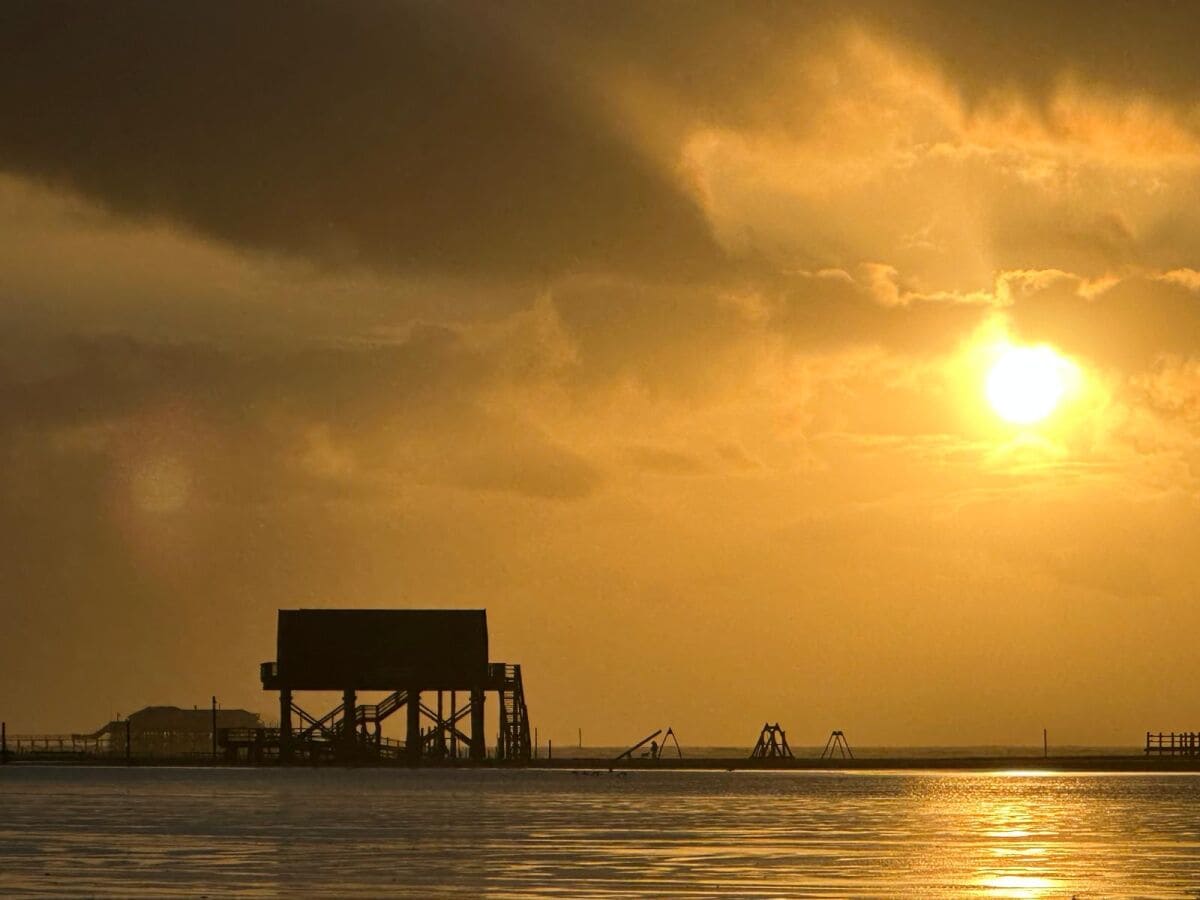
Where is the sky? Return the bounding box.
[2,1,1199,747]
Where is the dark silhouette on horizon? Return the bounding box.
[751,722,795,759]
[243,608,532,765]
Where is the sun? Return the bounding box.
[985,345,1073,425]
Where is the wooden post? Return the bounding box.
[343,689,357,761]
[449,691,457,760]
[469,687,485,762]
[211,696,218,761]
[548,739,552,760]
[1042,728,1047,758]
[279,689,293,764]
[437,691,444,758]
[406,688,422,763]
[1,721,7,764]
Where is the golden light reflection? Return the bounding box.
[976,873,1058,898]
[970,797,1061,899]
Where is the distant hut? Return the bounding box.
[102,706,261,757]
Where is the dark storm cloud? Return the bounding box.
[7,2,1198,289]
[866,0,1200,104]
[536,1,1200,112]
[0,1,720,280]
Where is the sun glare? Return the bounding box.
[986,345,1073,426]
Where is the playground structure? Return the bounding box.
[615,726,683,761]
[820,730,854,759]
[750,722,794,759]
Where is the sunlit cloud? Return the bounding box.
[2,3,1200,745]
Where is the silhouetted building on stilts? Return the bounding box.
[232,608,531,764]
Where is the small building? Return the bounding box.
[103,705,261,757]
[260,608,531,763]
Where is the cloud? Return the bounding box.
[453,430,602,500]
[10,3,1200,292]
[0,2,721,280]
[626,444,710,476]
[1006,271,1200,371]
[0,328,603,507]
[676,30,1200,292]
[7,2,1200,743]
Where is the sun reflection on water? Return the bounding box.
[976,873,1059,898]
[2,768,1200,896]
[966,788,1063,898]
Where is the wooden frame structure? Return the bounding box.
[253,609,531,764]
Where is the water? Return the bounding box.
[2,766,1200,897]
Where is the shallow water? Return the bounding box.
[2,766,1199,897]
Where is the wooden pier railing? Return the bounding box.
[1145,732,1200,755]
[6,733,112,755]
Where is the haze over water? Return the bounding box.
[3,767,1199,897]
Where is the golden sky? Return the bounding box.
[2,2,1199,746]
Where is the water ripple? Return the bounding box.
[1,767,1199,896]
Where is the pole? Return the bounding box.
[407,688,422,764]
[548,739,552,761]
[280,689,293,764]
[2,721,7,764]
[1043,728,1047,758]
[212,696,218,761]
[345,688,360,762]
[469,687,485,762]
[534,727,538,759]
[578,727,582,749]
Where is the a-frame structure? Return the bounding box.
[750,722,794,759]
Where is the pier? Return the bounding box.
[1145,732,1200,756]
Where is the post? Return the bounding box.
[548,739,552,761]
[125,719,132,765]
[407,688,422,763]
[343,689,357,760]
[469,687,485,762]
[279,688,293,764]
[212,696,218,761]
[579,727,582,749]
[450,691,457,760]
[535,727,538,760]
[1,721,7,764]
[437,691,444,758]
